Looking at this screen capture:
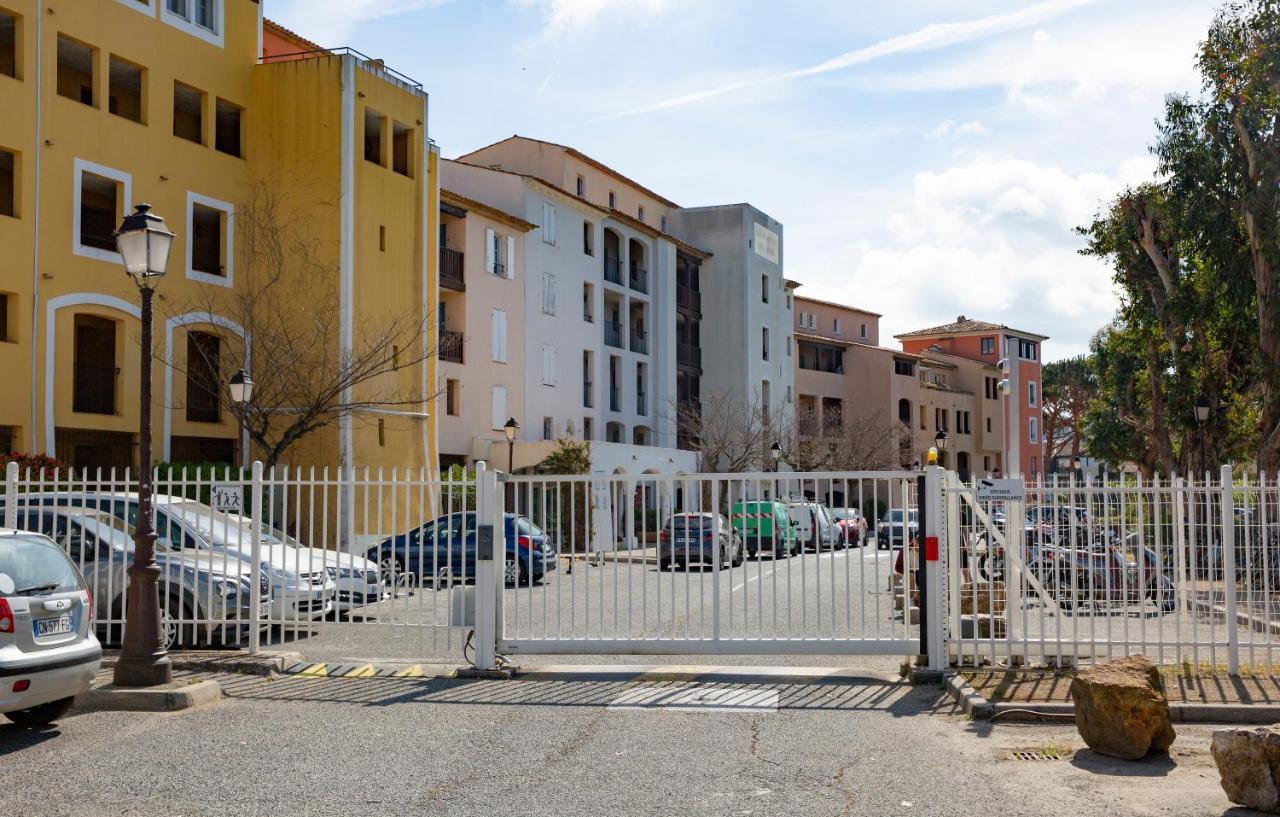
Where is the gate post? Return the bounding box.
[923,465,946,671]
[1221,464,1239,675]
[473,462,501,671]
[4,461,17,530]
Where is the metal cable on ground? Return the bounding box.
[989,708,1077,721]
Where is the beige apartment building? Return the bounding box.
[793,296,1005,479]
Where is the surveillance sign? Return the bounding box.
[975,478,1025,502]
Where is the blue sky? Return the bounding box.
[268,0,1217,361]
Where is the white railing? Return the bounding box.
[944,465,1276,673]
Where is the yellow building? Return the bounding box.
[0,3,439,479]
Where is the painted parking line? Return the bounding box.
[608,684,780,713]
[732,568,776,593]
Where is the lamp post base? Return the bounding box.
[112,564,173,688]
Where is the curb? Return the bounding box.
[76,679,222,712]
[943,672,1280,724]
[100,650,304,677]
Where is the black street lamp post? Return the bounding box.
[769,441,782,473]
[1195,396,1211,476]
[228,368,254,469]
[503,417,519,473]
[112,204,174,688]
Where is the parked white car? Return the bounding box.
[1,530,102,727]
[786,502,840,551]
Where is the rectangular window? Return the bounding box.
[0,148,14,218]
[541,201,556,245]
[637,205,645,223]
[0,292,10,342]
[363,107,384,165]
[541,344,557,386]
[833,318,841,335]
[73,315,117,415]
[185,331,220,423]
[582,282,594,322]
[542,417,553,441]
[173,81,204,144]
[187,193,232,285]
[108,55,144,123]
[761,274,768,303]
[167,0,217,32]
[446,379,459,416]
[215,98,243,157]
[987,417,992,433]
[56,35,95,107]
[894,358,915,377]
[0,10,17,80]
[392,121,411,176]
[981,336,995,356]
[1028,380,1038,407]
[576,175,585,196]
[660,215,667,233]
[762,327,769,361]
[490,386,507,431]
[379,225,386,252]
[1029,418,1039,444]
[542,272,556,316]
[78,169,122,253]
[786,336,792,357]
[583,221,594,256]
[491,308,507,363]
[1018,339,1038,360]
[583,418,593,441]
[919,405,926,430]
[608,191,616,208]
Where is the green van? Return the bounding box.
[730,500,799,558]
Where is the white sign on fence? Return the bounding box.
[975,478,1025,502]
[210,483,244,514]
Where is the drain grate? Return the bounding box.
[1009,749,1068,761]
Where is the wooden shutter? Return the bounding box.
[485,228,495,274]
[506,235,516,279]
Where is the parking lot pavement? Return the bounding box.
[2,670,1240,817]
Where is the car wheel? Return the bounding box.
[503,558,520,586]
[161,595,198,649]
[4,696,74,728]
[378,555,406,588]
[732,540,744,567]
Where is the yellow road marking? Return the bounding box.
[393,665,424,678]
[346,664,376,678]
[298,663,327,677]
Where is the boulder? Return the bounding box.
[1070,655,1175,760]
[1211,726,1280,813]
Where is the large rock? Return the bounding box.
[1212,727,1280,813]
[1070,655,1175,760]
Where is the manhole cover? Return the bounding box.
[1008,749,1068,761]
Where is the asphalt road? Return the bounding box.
[0,670,1243,817]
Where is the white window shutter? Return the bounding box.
[485,228,495,274]
[551,346,557,385]
[506,235,516,279]
[491,386,507,431]
[491,308,507,363]
[549,205,556,245]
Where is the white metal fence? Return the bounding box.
[3,459,1271,674]
[944,465,1276,673]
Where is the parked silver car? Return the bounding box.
[1,529,102,727]
[16,508,270,648]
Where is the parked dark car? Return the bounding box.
[367,512,557,588]
[658,513,743,571]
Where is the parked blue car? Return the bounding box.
[367,512,558,588]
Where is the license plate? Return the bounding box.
[34,613,73,638]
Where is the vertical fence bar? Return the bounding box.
[924,465,944,671]
[1221,464,1239,675]
[4,461,17,529]
[248,460,264,654]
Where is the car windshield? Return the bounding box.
[74,514,167,554]
[515,517,545,538]
[0,534,82,597]
[166,502,295,548]
[670,515,710,530]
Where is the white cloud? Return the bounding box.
[789,156,1158,361]
[268,0,447,46]
[512,0,677,34]
[926,119,988,139]
[613,0,1100,117]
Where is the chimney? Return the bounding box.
[956,315,966,322]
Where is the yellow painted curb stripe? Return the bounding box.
[346,664,376,678]
[393,665,424,678]
[298,663,327,677]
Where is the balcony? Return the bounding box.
[630,328,648,355]
[676,286,702,315]
[604,254,623,286]
[604,320,623,349]
[583,381,593,408]
[677,343,701,369]
[629,266,648,294]
[440,329,464,364]
[440,248,464,291]
[609,386,621,413]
